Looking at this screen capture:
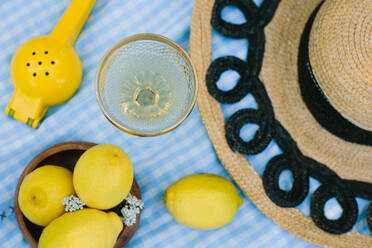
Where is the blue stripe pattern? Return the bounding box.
[1,0,365,247]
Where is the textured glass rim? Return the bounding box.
[95,33,198,137]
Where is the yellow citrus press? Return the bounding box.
[5,0,96,128]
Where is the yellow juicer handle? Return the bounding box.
[50,0,96,46]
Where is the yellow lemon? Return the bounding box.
[38,208,123,248]
[164,174,243,230]
[18,165,74,226]
[73,144,133,209]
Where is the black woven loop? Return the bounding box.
[226,108,272,155]
[257,0,281,26]
[343,180,372,200]
[272,121,300,154]
[367,204,372,232]
[212,0,259,38]
[206,56,252,103]
[263,154,309,207]
[310,184,358,234]
[301,156,340,184]
[251,79,274,120]
[246,31,266,76]
[211,0,280,38]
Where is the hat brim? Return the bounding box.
[190,0,372,246]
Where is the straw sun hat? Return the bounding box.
[190,0,371,246]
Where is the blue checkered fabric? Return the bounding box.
[1,0,368,247]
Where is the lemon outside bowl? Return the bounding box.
[14,142,141,248]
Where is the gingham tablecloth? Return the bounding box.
[1,0,351,247]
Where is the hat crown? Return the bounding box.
[309,0,372,130]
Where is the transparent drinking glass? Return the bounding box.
[95,34,198,136]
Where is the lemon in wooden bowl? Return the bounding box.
[73,144,134,210]
[18,165,74,226]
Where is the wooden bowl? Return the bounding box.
[14,142,141,248]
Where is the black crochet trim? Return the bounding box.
[310,184,358,234]
[206,56,252,103]
[207,0,372,234]
[263,154,309,208]
[226,109,272,155]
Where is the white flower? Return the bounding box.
[125,193,144,210]
[120,193,144,226]
[62,195,85,212]
[121,205,139,226]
